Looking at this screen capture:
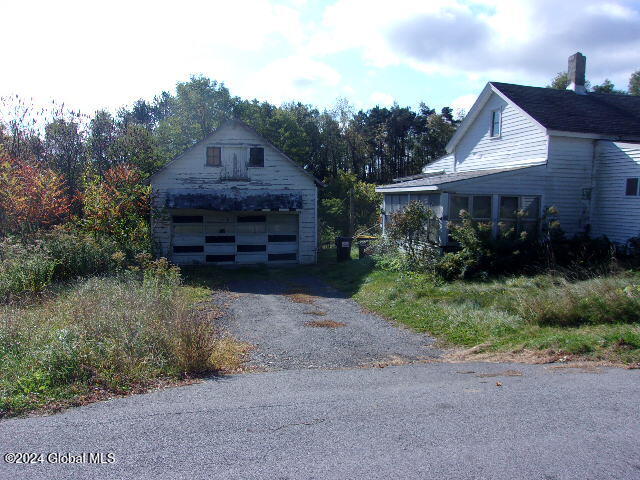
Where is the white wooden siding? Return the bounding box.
[454,93,547,172]
[545,136,594,236]
[151,122,317,264]
[422,154,454,173]
[591,141,640,244]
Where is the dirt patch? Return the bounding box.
[441,345,635,369]
[285,293,318,304]
[304,310,327,316]
[366,355,426,368]
[546,362,604,374]
[305,320,347,328]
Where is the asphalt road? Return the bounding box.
[2,362,639,480]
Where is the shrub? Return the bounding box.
[0,153,72,236]
[0,240,58,301]
[80,164,152,251]
[39,228,122,280]
[0,272,236,416]
[0,229,155,302]
[436,208,615,280]
[386,201,441,271]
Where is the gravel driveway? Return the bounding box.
[216,274,441,370]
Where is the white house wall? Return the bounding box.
[545,136,594,236]
[454,92,548,173]
[422,153,454,173]
[151,122,318,264]
[591,141,640,244]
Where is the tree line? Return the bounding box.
[0,76,459,196]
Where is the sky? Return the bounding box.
[2,0,640,118]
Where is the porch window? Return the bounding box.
[499,196,540,236]
[471,195,492,221]
[449,195,491,222]
[448,195,492,242]
[206,146,221,166]
[449,195,470,220]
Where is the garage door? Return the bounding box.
[171,213,298,265]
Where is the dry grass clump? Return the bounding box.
[285,293,318,304]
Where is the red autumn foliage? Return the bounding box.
[0,152,71,235]
[80,164,151,248]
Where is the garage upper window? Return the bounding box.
[249,147,264,167]
[490,110,502,137]
[626,178,639,196]
[206,146,221,166]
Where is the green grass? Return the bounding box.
[306,250,640,364]
[0,272,245,418]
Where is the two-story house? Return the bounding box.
[377,53,640,246]
[149,120,321,265]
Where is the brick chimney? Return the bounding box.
[568,52,587,94]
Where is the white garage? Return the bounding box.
[149,120,321,265]
[171,212,299,265]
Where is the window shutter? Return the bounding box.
[206,147,221,166]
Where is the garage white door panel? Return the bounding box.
[171,212,298,265]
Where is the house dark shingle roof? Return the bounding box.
[490,82,640,138]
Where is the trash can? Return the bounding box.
[358,241,370,259]
[335,236,353,262]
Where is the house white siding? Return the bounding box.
[591,141,640,244]
[151,122,318,265]
[454,93,548,173]
[423,154,454,173]
[545,136,594,236]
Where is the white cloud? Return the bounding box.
[2,0,639,115]
[450,94,477,117]
[369,92,395,106]
[308,0,640,87]
[0,0,310,112]
[239,56,341,105]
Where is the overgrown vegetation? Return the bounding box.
[378,202,617,280]
[310,251,640,364]
[0,261,243,418]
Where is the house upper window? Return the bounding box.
[490,110,502,137]
[626,178,639,196]
[249,147,264,167]
[206,146,221,166]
